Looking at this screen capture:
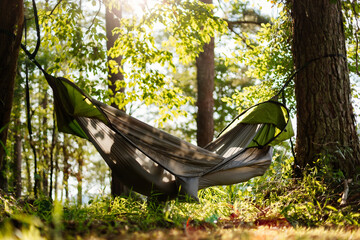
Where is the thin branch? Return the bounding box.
[30,0,41,59]
[226,24,254,50]
[87,0,102,31]
[216,0,227,17]
[224,19,265,27]
[48,0,63,16]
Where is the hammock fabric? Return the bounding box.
[45,74,293,200]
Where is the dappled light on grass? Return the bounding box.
[83,226,360,240]
[1,191,360,239]
[1,155,360,239]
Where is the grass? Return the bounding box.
[77,227,360,240]
[1,154,359,239]
[1,186,359,240]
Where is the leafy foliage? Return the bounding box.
[239,149,360,227]
[343,0,360,78]
[108,0,228,124]
[223,3,294,113]
[39,0,107,96]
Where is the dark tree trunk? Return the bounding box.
[49,117,57,199]
[0,0,24,190]
[292,0,360,177]
[105,1,129,197]
[196,0,215,147]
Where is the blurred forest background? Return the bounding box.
[0,0,286,202]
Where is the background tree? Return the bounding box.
[0,0,24,191]
[291,0,360,178]
[12,75,24,197]
[196,0,215,147]
[166,1,269,144]
[105,0,129,197]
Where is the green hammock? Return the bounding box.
[46,74,293,200]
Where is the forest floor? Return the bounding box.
[1,200,360,240]
[1,184,360,240]
[73,225,360,240]
[59,215,360,240]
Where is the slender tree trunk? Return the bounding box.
[24,145,32,194]
[0,0,24,190]
[76,155,83,205]
[12,65,23,197]
[292,0,360,178]
[41,93,49,196]
[14,128,22,198]
[105,0,129,197]
[54,145,59,200]
[62,137,70,201]
[49,117,57,199]
[196,0,215,147]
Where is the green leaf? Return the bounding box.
[325,205,338,212]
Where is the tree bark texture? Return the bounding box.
[292,0,360,177]
[0,0,24,190]
[105,2,129,197]
[196,0,215,147]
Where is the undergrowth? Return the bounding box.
[241,148,360,227]
[1,149,360,239]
